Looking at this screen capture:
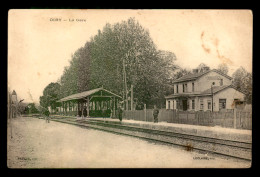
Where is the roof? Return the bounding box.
[11,90,17,95]
[200,85,231,95]
[57,88,122,102]
[200,85,246,95]
[165,85,246,99]
[172,69,232,83]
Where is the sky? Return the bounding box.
[8,9,252,103]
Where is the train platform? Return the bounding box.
[49,114,251,143]
[8,116,251,168]
[79,117,252,143]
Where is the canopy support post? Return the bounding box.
[87,96,90,117]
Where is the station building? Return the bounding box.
[165,68,245,112]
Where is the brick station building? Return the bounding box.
[165,67,245,112]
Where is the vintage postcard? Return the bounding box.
[8,9,252,168]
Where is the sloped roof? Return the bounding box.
[200,85,246,95]
[200,85,230,95]
[172,69,232,83]
[57,88,122,102]
[165,85,246,99]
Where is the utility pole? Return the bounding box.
[123,58,128,110]
[122,59,125,110]
[131,84,133,110]
[211,82,215,112]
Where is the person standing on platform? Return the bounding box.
[45,109,50,123]
[118,105,123,122]
[83,106,87,118]
[153,105,159,123]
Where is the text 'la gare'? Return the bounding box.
[50,18,86,22]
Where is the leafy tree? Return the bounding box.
[197,63,210,72]
[172,68,192,80]
[217,63,229,75]
[232,67,252,104]
[25,103,39,114]
[59,18,177,108]
[40,82,61,111]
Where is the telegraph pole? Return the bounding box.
[122,59,125,110]
[123,58,128,110]
[131,84,133,110]
[211,82,215,112]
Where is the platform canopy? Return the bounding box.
[57,87,122,102]
[57,87,122,118]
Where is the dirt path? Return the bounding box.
[7,117,251,168]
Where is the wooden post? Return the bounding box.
[186,111,188,124]
[62,102,64,115]
[113,97,116,118]
[223,112,225,127]
[81,102,84,118]
[144,104,147,122]
[77,101,80,117]
[131,84,133,110]
[68,101,70,115]
[65,102,67,115]
[234,108,237,129]
[87,97,90,117]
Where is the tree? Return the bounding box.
[232,67,252,104]
[40,82,61,111]
[197,63,210,72]
[172,68,192,80]
[217,63,229,75]
[59,18,177,108]
[25,103,39,114]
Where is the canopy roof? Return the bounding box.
[57,87,122,102]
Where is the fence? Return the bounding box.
[123,109,252,130]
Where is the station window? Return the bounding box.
[176,100,179,109]
[176,85,178,93]
[207,100,211,110]
[219,99,226,110]
[183,84,185,92]
[184,83,188,92]
[200,99,204,110]
[192,82,195,92]
[168,101,170,109]
[192,100,195,109]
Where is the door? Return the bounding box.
[182,100,188,111]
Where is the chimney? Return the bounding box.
[203,66,210,72]
[192,69,198,73]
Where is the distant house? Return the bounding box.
[165,67,245,111]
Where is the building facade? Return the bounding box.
[165,69,245,111]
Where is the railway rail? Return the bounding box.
[30,114,252,162]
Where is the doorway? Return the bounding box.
[182,100,188,111]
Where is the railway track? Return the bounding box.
[32,115,252,162]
